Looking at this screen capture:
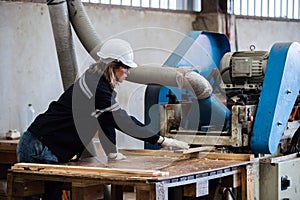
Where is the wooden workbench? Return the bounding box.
[0,139,18,200]
[0,139,18,165]
[7,149,254,200]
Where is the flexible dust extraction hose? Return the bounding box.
[47,0,78,90]
[127,66,212,99]
[67,0,102,60]
[65,0,212,100]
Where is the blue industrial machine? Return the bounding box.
[46,0,300,155]
[145,31,300,155]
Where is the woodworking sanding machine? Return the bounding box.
[141,31,300,155]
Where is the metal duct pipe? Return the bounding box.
[67,0,102,60]
[48,0,78,90]
[127,66,212,99]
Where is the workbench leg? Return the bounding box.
[111,185,123,200]
[246,164,255,200]
[71,183,104,200]
[136,185,156,200]
[241,164,255,200]
[6,172,22,200]
[6,172,12,200]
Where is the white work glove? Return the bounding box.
[108,152,127,160]
[161,137,190,150]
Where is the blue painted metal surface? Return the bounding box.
[160,31,231,131]
[197,96,231,130]
[251,42,300,154]
[164,31,230,81]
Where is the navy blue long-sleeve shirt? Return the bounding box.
[28,70,160,162]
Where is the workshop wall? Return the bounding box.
[235,18,300,51]
[0,2,64,136]
[0,1,196,149]
[1,1,300,149]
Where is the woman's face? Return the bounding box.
[114,65,130,83]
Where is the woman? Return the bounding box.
[17,39,189,199]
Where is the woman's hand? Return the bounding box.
[108,152,127,160]
[161,137,190,150]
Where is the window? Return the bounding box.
[82,0,201,12]
[228,0,300,19]
[82,0,300,20]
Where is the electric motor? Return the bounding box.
[220,49,269,87]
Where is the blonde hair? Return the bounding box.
[88,60,121,88]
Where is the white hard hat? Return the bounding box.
[97,39,137,68]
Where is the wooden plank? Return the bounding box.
[119,149,175,157]
[12,163,169,177]
[198,152,254,161]
[120,147,216,157]
[174,146,216,154]
[170,130,229,135]
[0,140,18,164]
[121,147,255,165]
[120,147,217,163]
[0,140,18,152]
[240,166,247,200]
[260,152,300,163]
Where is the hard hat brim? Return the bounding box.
[123,61,138,68]
[98,56,138,68]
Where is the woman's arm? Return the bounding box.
[98,109,160,144]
